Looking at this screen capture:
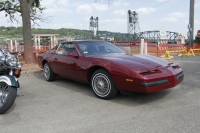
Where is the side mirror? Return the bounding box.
[68,52,79,58]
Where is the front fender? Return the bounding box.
[0,75,19,88]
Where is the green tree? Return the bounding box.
[0,0,111,64]
[0,0,45,64]
[194,35,200,44]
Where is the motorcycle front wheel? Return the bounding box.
[0,82,17,114]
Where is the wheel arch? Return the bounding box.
[87,66,111,83]
[42,59,48,67]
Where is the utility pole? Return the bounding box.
[189,0,194,46]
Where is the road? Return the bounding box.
[1,56,200,133]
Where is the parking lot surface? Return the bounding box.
[1,56,200,133]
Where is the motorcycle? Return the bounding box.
[0,49,22,114]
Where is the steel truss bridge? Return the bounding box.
[136,31,179,43]
[76,30,179,44]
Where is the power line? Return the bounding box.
[99,0,172,27]
[151,0,171,8]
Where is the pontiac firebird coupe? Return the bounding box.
[38,40,184,99]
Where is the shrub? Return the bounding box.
[193,35,200,43]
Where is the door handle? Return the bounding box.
[53,58,58,60]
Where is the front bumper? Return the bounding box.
[141,79,169,88]
[177,73,184,80]
[138,72,184,93]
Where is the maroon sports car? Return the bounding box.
[38,40,184,99]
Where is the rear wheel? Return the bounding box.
[0,82,17,114]
[43,63,56,81]
[91,69,118,99]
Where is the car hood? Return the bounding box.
[91,53,171,70]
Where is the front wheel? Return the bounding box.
[0,82,17,114]
[91,69,118,99]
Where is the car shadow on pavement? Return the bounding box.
[33,72,94,97]
[33,71,171,106]
[111,90,171,106]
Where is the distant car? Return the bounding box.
[38,40,184,99]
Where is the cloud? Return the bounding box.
[123,2,129,6]
[57,0,69,6]
[194,20,199,23]
[71,2,82,6]
[92,3,109,11]
[136,7,156,14]
[41,0,69,6]
[84,17,91,21]
[195,2,200,8]
[0,13,8,24]
[0,12,21,26]
[44,6,72,15]
[95,0,128,8]
[53,22,74,29]
[160,12,187,22]
[40,0,56,6]
[41,0,71,15]
[160,17,177,22]
[113,0,123,7]
[101,18,126,25]
[168,12,187,18]
[157,0,167,2]
[65,22,74,27]
[76,3,109,14]
[113,9,126,15]
[0,12,5,18]
[76,4,93,14]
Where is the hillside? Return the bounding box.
[0,26,94,38]
[0,26,133,43]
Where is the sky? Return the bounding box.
[0,0,200,38]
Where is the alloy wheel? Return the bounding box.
[92,73,111,97]
[0,83,9,107]
[44,64,50,80]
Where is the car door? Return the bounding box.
[52,42,83,80]
[64,55,83,81]
[52,43,70,77]
[61,43,83,81]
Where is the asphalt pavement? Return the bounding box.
[0,56,200,133]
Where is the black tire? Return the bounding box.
[43,62,56,81]
[0,82,17,114]
[91,69,118,99]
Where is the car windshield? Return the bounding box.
[76,41,125,56]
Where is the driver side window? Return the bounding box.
[56,42,77,55]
